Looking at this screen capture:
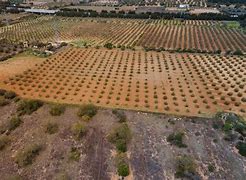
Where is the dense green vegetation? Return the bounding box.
[167,132,187,148]
[214,112,246,157]
[115,153,130,177]
[17,99,43,115]
[57,9,246,21]
[208,0,246,4]
[108,123,131,152]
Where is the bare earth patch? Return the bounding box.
[0,53,45,83]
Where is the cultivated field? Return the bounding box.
[0,39,24,61]
[0,16,245,53]
[2,47,245,118]
[0,13,30,21]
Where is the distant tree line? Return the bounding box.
[0,1,10,13]
[239,19,246,28]
[208,0,246,5]
[57,8,246,21]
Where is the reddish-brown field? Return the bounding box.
[1,47,245,117]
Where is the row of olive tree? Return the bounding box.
[57,8,246,21]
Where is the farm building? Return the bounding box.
[24,8,59,14]
[135,6,166,14]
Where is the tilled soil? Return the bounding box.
[2,48,245,118]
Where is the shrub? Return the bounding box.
[8,116,22,131]
[71,122,86,140]
[208,164,215,172]
[77,104,97,119]
[236,142,246,157]
[108,123,131,152]
[0,135,10,150]
[104,43,113,49]
[69,147,80,161]
[167,132,187,148]
[54,172,70,180]
[0,96,9,106]
[0,89,6,96]
[116,153,129,177]
[4,175,23,180]
[233,50,243,55]
[4,91,17,99]
[45,122,58,134]
[17,99,43,115]
[175,155,197,178]
[115,139,127,152]
[234,122,246,136]
[112,109,126,123]
[49,104,65,116]
[15,144,43,167]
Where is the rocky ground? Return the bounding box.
[0,95,245,180]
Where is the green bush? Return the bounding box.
[234,122,246,136]
[104,42,113,49]
[112,109,126,123]
[116,153,129,177]
[233,50,243,55]
[0,135,10,150]
[71,122,87,140]
[15,144,43,167]
[77,104,97,119]
[0,96,9,106]
[223,122,233,132]
[167,132,187,148]
[236,142,246,157]
[69,147,80,161]
[115,139,127,152]
[45,122,58,134]
[49,104,65,116]
[108,123,131,152]
[175,155,197,178]
[208,164,215,172]
[17,99,43,115]
[4,91,17,99]
[8,116,22,131]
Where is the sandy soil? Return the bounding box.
[0,53,45,83]
[1,47,245,118]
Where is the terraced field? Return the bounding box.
[0,16,245,53]
[2,47,245,117]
